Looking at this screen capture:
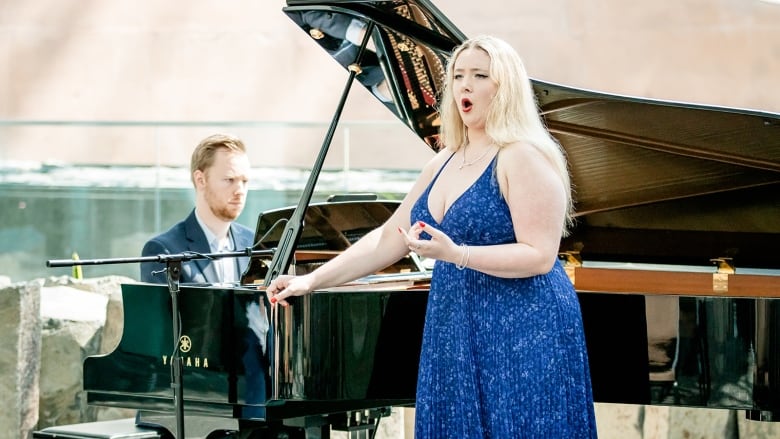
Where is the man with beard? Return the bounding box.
[140,133,254,284]
[138,133,270,422]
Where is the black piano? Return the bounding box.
[35,0,780,438]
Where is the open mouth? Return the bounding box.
[461,98,473,113]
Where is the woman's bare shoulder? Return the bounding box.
[420,147,456,174]
[498,141,562,191]
[498,141,552,170]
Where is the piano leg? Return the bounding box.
[329,409,388,439]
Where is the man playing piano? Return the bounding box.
[138,133,270,419]
[267,35,598,438]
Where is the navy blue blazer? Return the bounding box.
[140,209,255,284]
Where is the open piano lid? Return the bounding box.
[285,0,780,270]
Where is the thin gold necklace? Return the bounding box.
[459,144,494,170]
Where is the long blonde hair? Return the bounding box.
[438,35,574,235]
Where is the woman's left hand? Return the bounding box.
[398,221,459,263]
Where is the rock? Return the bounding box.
[36,276,135,430]
[38,320,103,427]
[0,280,42,439]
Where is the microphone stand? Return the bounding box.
[165,258,185,439]
[46,248,274,439]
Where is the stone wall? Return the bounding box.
[37,275,136,429]
[3,276,780,438]
[0,279,41,438]
[0,276,135,439]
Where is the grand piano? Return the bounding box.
[35,0,779,438]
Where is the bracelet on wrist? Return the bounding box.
[455,243,470,270]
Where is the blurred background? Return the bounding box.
[1,0,779,282]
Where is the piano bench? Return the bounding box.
[33,418,165,439]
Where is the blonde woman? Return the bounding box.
[268,36,598,438]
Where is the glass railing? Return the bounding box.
[0,120,429,283]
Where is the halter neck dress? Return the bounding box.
[409,154,598,438]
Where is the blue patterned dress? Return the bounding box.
[410,155,598,438]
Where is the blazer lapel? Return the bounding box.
[231,224,252,278]
[184,211,217,283]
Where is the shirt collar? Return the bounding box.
[194,211,232,253]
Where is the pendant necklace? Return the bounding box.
[459,144,494,170]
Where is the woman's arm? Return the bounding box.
[267,149,452,303]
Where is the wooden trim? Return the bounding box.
[292,250,341,262]
[571,266,780,297]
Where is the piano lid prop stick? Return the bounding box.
[262,20,377,288]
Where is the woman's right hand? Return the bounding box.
[265,274,315,307]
